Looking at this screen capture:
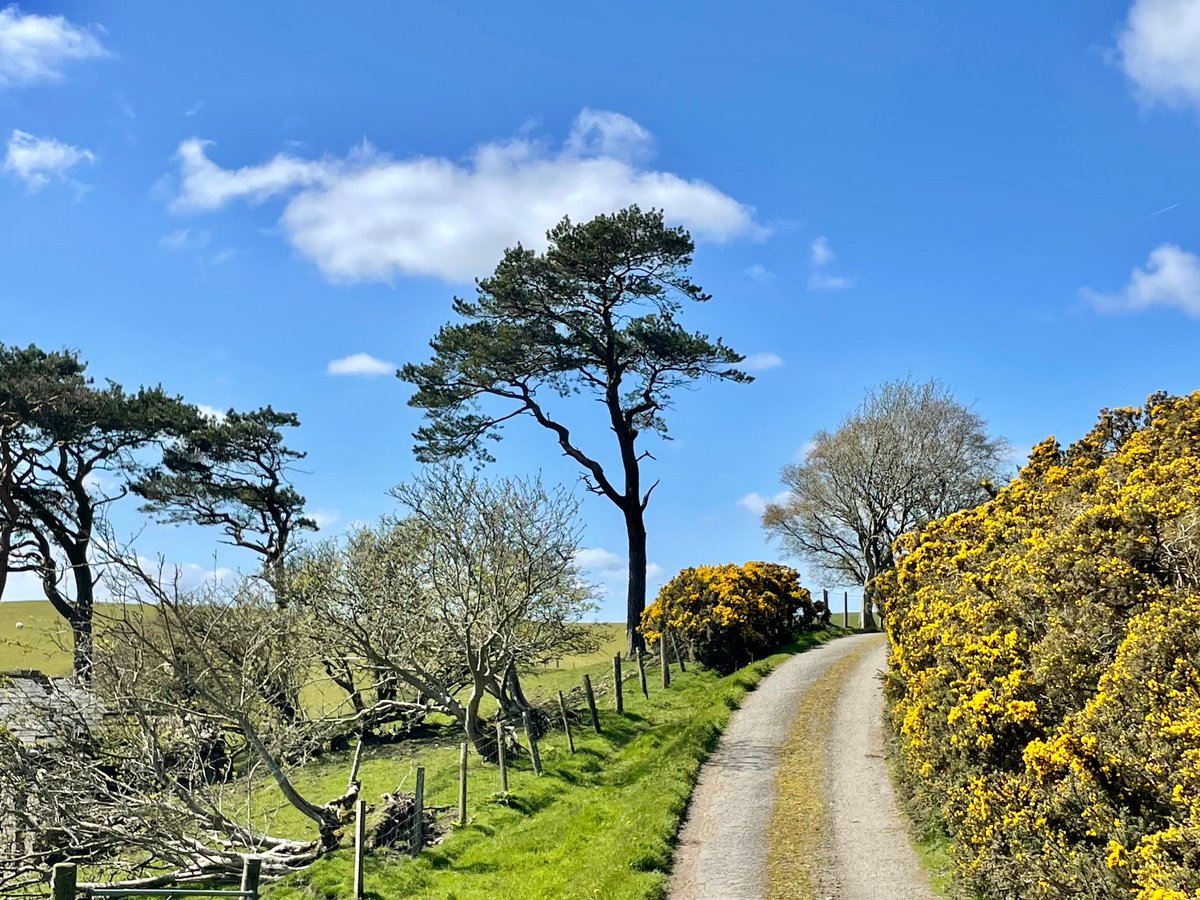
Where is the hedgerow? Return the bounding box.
[881,391,1200,899]
[640,562,814,673]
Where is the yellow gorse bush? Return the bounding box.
[639,562,815,673]
[881,392,1200,899]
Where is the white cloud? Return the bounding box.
[563,108,654,162]
[741,352,784,372]
[326,353,397,377]
[309,509,340,530]
[808,271,854,291]
[4,129,93,191]
[0,6,108,88]
[1117,0,1200,110]
[159,228,211,251]
[139,559,234,591]
[810,235,835,266]
[745,263,776,283]
[807,235,853,291]
[196,404,228,422]
[575,547,662,583]
[575,547,624,574]
[795,439,818,461]
[209,248,237,266]
[737,490,791,516]
[1082,243,1200,317]
[169,108,764,284]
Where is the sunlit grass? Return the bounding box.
[263,630,844,899]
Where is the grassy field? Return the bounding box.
[257,629,847,900]
[0,603,627,683]
[3,601,860,897]
[0,600,73,675]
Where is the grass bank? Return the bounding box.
[263,629,846,900]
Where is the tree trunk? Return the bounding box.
[70,608,94,683]
[65,545,95,683]
[861,581,878,632]
[625,508,648,657]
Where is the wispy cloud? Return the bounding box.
[810,235,835,266]
[1082,243,1200,318]
[575,547,664,591]
[0,6,108,88]
[575,547,624,574]
[741,352,784,372]
[4,130,94,192]
[1145,201,1181,217]
[745,263,776,283]
[808,271,854,291]
[168,109,765,284]
[794,439,818,461]
[159,228,212,251]
[309,509,340,530]
[807,235,853,291]
[326,353,397,377]
[736,490,790,516]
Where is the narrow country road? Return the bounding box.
[668,633,936,900]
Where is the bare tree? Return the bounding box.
[296,466,597,756]
[0,555,360,894]
[763,379,1006,629]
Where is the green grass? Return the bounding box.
[885,737,956,898]
[0,600,73,675]
[262,630,845,900]
[912,829,956,898]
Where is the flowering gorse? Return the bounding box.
[640,562,814,673]
[881,392,1200,899]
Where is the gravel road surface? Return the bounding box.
[668,633,935,900]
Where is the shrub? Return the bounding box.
[639,562,814,673]
[881,391,1200,899]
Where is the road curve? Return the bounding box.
[668,633,935,900]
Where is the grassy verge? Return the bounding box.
[263,629,845,900]
[885,726,957,897]
[764,638,874,899]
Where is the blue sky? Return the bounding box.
[3,0,1200,617]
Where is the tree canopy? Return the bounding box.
[0,344,196,679]
[133,406,316,598]
[763,378,1007,629]
[402,206,750,653]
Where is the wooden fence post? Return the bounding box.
[51,863,76,900]
[353,798,366,899]
[674,632,686,672]
[612,654,624,713]
[636,648,648,698]
[411,766,425,854]
[496,722,509,793]
[660,634,671,689]
[458,742,469,826]
[240,857,262,899]
[557,690,575,753]
[843,590,849,628]
[583,673,601,733]
[523,710,543,776]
